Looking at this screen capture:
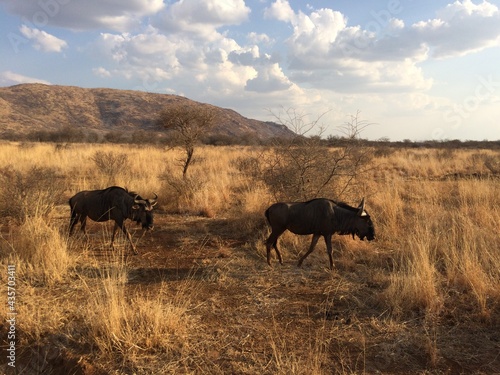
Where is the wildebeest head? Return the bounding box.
[351,198,375,241]
[131,193,158,230]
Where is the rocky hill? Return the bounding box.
[0,84,294,141]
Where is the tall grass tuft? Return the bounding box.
[385,229,443,317]
[11,216,73,286]
[443,192,500,315]
[264,316,329,375]
[80,271,195,370]
[382,178,500,319]
[160,157,232,217]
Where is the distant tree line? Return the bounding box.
[357,137,500,151]
[0,125,283,147]
[0,126,169,145]
[1,125,499,150]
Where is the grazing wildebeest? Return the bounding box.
[69,186,158,254]
[265,198,375,269]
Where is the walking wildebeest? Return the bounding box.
[265,198,375,269]
[69,186,158,254]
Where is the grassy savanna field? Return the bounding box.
[0,141,499,374]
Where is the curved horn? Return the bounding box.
[357,197,366,216]
[133,194,147,205]
[149,193,158,207]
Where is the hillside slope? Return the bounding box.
[0,84,293,140]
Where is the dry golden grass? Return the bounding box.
[0,141,499,374]
[80,274,195,371]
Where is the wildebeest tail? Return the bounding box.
[264,207,271,224]
[68,196,75,210]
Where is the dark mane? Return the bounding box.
[303,199,362,213]
[333,201,358,211]
[103,186,143,200]
[303,198,325,205]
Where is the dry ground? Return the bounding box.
[3,210,498,374]
[0,143,499,374]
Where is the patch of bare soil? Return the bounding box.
[5,212,500,374]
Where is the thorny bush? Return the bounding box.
[0,166,66,221]
[239,109,374,201]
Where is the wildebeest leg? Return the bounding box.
[324,235,334,270]
[297,234,320,267]
[266,230,284,265]
[69,212,79,235]
[79,216,88,235]
[273,241,283,265]
[111,221,138,255]
[110,222,118,249]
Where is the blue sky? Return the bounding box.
[1,0,499,141]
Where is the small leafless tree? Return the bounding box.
[252,108,373,201]
[158,104,218,177]
[91,151,130,185]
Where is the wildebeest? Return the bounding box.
[265,198,375,269]
[69,186,158,254]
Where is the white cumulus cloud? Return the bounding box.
[245,63,293,93]
[92,67,111,78]
[264,0,296,23]
[154,0,250,38]
[263,0,500,94]
[247,32,272,45]
[19,25,67,52]
[0,70,51,85]
[90,24,257,96]
[411,0,500,58]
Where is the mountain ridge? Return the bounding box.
[0,83,294,140]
